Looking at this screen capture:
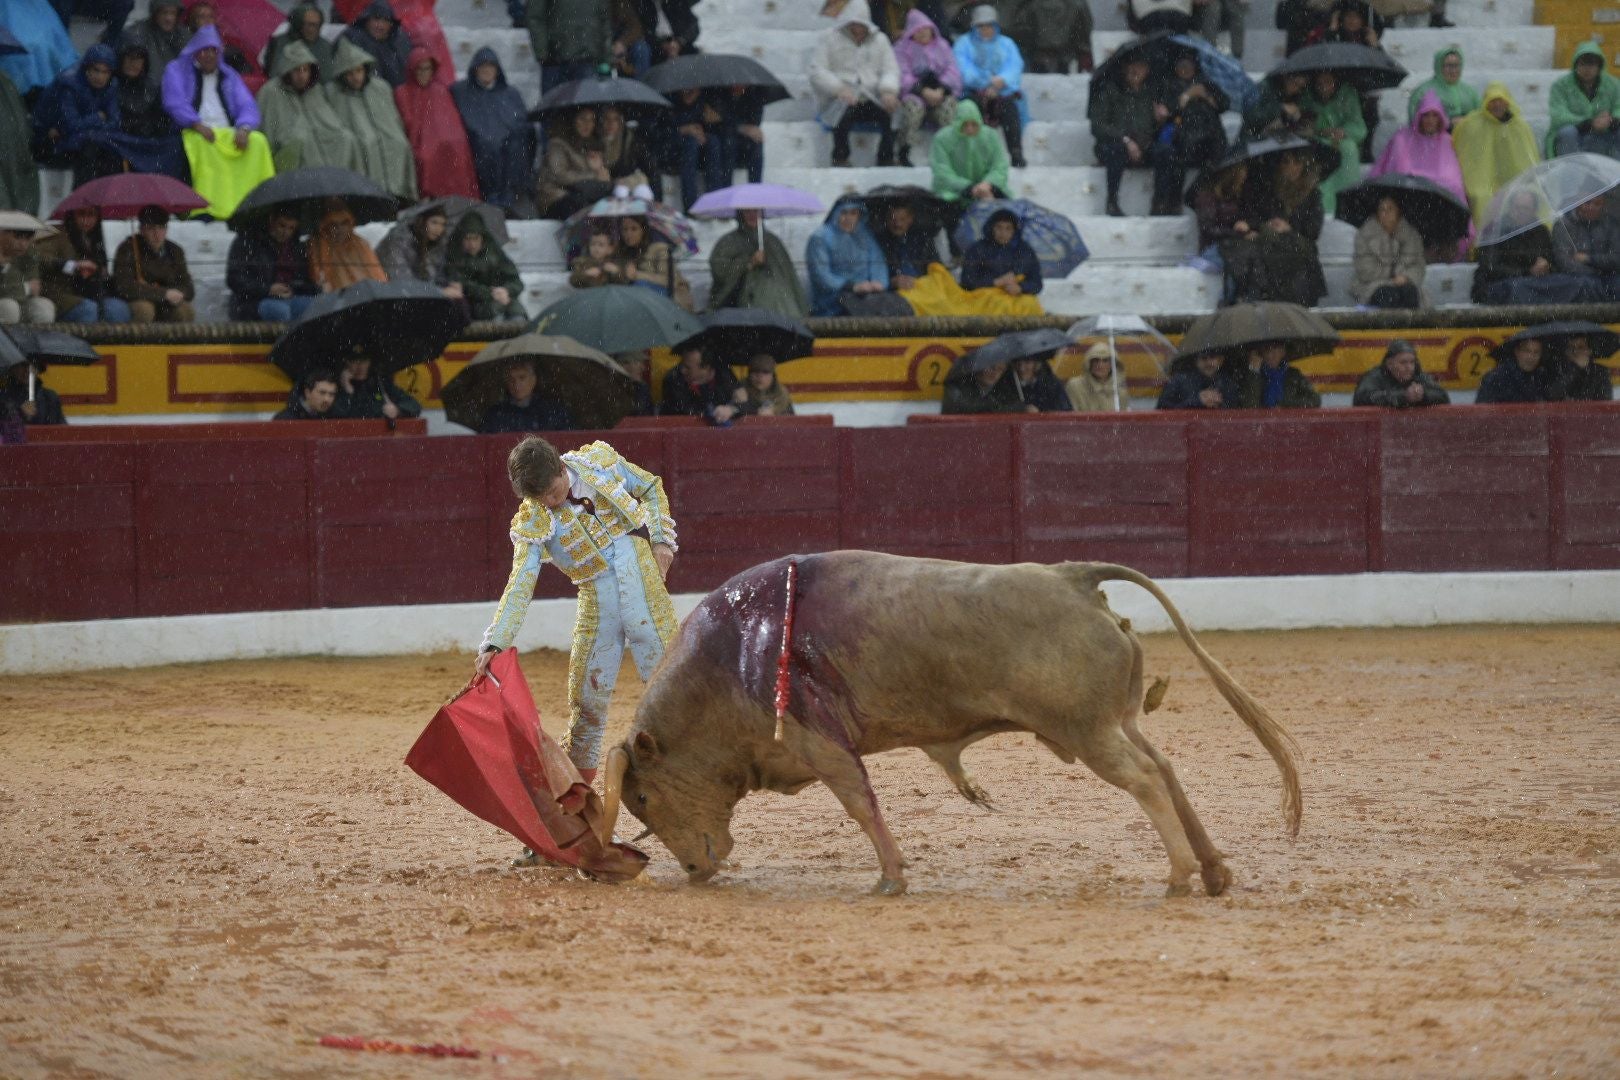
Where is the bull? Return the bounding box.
[600,552,1301,897]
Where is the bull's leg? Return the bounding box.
[1124,720,1232,897]
[921,736,997,810]
[803,745,908,896]
[1073,727,1203,897]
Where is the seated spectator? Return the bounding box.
[955,6,1026,167]
[341,0,413,88]
[451,49,535,217]
[377,207,455,294]
[537,107,614,221]
[2,360,65,425]
[808,6,901,167]
[0,220,54,326]
[1351,196,1428,308]
[118,0,190,78]
[614,349,656,416]
[1189,160,1246,279]
[54,46,131,184]
[326,39,418,201]
[1126,0,1193,35]
[570,227,630,288]
[931,101,1010,245]
[114,42,186,179]
[707,210,810,317]
[1157,349,1239,410]
[265,3,334,80]
[618,214,692,310]
[959,207,1041,296]
[893,10,960,168]
[712,87,766,191]
[1006,0,1092,74]
[1453,82,1540,226]
[1222,149,1327,307]
[1091,54,1165,217]
[526,0,609,95]
[257,41,361,172]
[445,212,527,321]
[1371,90,1469,256]
[1233,342,1321,408]
[1274,0,1331,55]
[600,104,659,197]
[1472,191,1598,305]
[1352,339,1449,407]
[1243,72,1311,143]
[0,66,36,216]
[396,49,480,202]
[481,358,573,431]
[1554,333,1616,401]
[310,203,388,292]
[112,205,195,323]
[334,355,421,419]
[1153,46,1232,216]
[876,204,941,290]
[1010,353,1072,412]
[160,26,275,220]
[1406,46,1479,126]
[1301,70,1364,215]
[1066,343,1126,411]
[807,196,890,316]
[1553,195,1620,301]
[1476,337,1561,403]
[1323,0,1381,155]
[38,207,131,324]
[274,368,340,419]
[609,0,652,78]
[1549,43,1620,160]
[660,88,729,211]
[941,358,1019,413]
[226,209,318,321]
[738,355,795,416]
[661,344,744,423]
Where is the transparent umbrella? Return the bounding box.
[1063,315,1176,411]
[1476,153,1620,248]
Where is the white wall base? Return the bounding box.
[2,570,1616,676]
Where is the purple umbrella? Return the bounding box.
[689,183,825,249]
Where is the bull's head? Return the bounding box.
[600,731,743,883]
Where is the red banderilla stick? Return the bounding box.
[773,558,798,741]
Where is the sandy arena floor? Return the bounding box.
[2,625,1618,1078]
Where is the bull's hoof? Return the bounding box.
[872,877,908,897]
[1201,861,1233,897]
[1164,880,1193,898]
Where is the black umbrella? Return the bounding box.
[674,308,815,364]
[532,76,670,119]
[1336,173,1471,246]
[442,333,638,432]
[531,285,704,354]
[1183,135,1341,208]
[1491,322,1620,364]
[953,328,1074,375]
[0,27,26,57]
[0,327,30,374]
[862,184,950,236]
[640,54,790,106]
[5,327,101,369]
[1176,302,1339,362]
[398,195,510,246]
[1268,42,1407,93]
[229,167,398,232]
[268,279,469,380]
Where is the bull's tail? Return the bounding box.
[1066,563,1302,838]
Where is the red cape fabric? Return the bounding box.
[395,47,481,200]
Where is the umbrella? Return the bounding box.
[1168,34,1259,112]
[530,285,704,355]
[559,196,699,262]
[268,279,469,380]
[953,328,1074,375]
[404,648,648,883]
[1268,42,1408,93]
[862,184,949,236]
[1335,173,1471,247]
[0,327,31,374]
[952,199,1089,280]
[0,27,23,57]
[1065,315,1177,411]
[1490,321,1620,364]
[674,308,815,364]
[229,167,398,232]
[640,53,790,105]
[398,195,510,247]
[533,75,669,118]
[1176,301,1339,362]
[1183,136,1342,208]
[5,327,101,368]
[50,174,207,221]
[441,334,639,432]
[1476,153,1620,248]
[688,183,825,220]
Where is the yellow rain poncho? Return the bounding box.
[899,263,1043,316]
[1452,81,1541,226]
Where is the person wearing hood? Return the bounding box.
[37,206,131,323]
[1371,89,1468,252]
[334,355,422,419]
[114,41,186,178]
[1452,81,1540,226]
[1157,349,1239,410]
[875,203,941,289]
[1351,196,1428,308]
[1352,340,1448,407]
[941,358,1022,413]
[257,40,362,173]
[118,0,190,77]
[1551,333,1616,401]
[309,201,388,292]
[930,99,1010,248]
[737,354,795,417]
[0,66,38,216]
[1,0,77,96]
[808,6,902,167]
[274,369,340,420]
[111,205,195,322]
[341,0,413,87]
[1406,46,1478,125]
[226,208,318,321]
[1004,0,1093,74]
[1471,189,1598,305]
[451,49,535,216]
[807,197,890,316]
[954,5,1028,168]
[1476,336,1563,404]
[707,209,810,318]
[395,49,480,201]
[527,0,610,95]
[326,39,418,201]
[265,2,333,81]
[959,207,1042,297]
[1299,70,1363,216]
[53,46,135,184]
[1010,352,1072,411]
[1065,343,1128,411]
[1232,341,1320,409]
[1552,194,1620,300]
[445,212,526,321]
[1548,42,1620,160]
[893,9,960,167]
[161,26,275,220]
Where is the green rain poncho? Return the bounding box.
[1406,46,1482,123]
[256,41,362,173]
[325,38,418,201]
[929,99,1010,201]
[706,220,809,318]
[264,3,335,81]
[1303,78,1366,216]
[0,72,39,214]
[444,212,525,320]
[1547,41,1620,158]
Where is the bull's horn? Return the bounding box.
[598,746,630,848]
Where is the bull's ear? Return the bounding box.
[631,730,661,763]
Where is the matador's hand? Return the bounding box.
[474,648,496,679]
[653,543,675,580]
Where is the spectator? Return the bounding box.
[738,354,795,416]
[309,202,388,292]
[265,3,334,79]
[1091,55,1163,217]
[451,49,535,217]
[807,196,890,316]
[160,26,275,220]
[1275,0,1331,54]
[114,43,186,179]
[1554,333,1616,401]
[1553,195,1620,300]
[1476,337,1561,403]
[570,226,630,288]
[1242,72,1311,142]
[1471,191,1597,305]
[481,358,574,431]
[1127,0,1193,34]
[3,0,78,96]
[257,41,362,172]
[707,210,810,317]
[334,355,422,419]
[1370,90,1469,257]
[274,368,340,419]
[118,0,190,77]
[1010,353,1072,411]
[1196,0,1243,62]
[941,358,1020,412]
[112,205,195,323]
[445,212,527,321]
[0,220,55,326]
[615,349,656,416]
[326,40,418,201]
[893,10,960,167]
[54,46,130,184]
[875,203,941,289]
[226,209,318,321]
[809,5,901,167]
[660,88,727,209]
[1548,43,1620,160]
[954,6,1027,168]
[395,50,481,202]
[1154,46,1231,216]
[527,0,610,96]
[711,87,766,189]
[959,207,1042,297]
[930,100,1010,244]
[1352,339,1449,407]
[1234,341,1320,408]
[537,107,614,220]
[618,214,692,309]
[661,344,743,423]
[376,207,459,301]
[1301,70,1364,216]
[1351,196,1428,308]
[1157,349,1238,409]
[609,0,652,78]
[1321,5,1380,164]
[1065,342,1125,411]
[1189,160,1246,279]
[599,104,660,196]
[1006,0,1093,73]
[2,360,66,425]
[1453,82,1540,226]
[38,207,131,324]
[1223,149,1326,307]
[0,65,37,216]
[341,0,413,88]
[1406,46,1479,126]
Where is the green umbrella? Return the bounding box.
[1175,302,1339,363]
[442,333,637,432]
[530,286,704,355]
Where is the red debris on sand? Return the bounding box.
[318,1035,481,1058]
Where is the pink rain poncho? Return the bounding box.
[1371,89,1471,251]
[893,9,961,103]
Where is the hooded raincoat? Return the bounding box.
[807,7,901,126]
[340,0,413,87]
[0,0,78,95]
[264,3,334,80]
[1547,42,1620,158]
[309,205,388,291]
[117,0,190,83]
[395,49,479,200]
[1405,46,1481,124]
[894,9,961,103]
[444,212,526,320]
[806,197,890,315]
[257,40,361,173]
[1371,90,1468,212]
[161,26,275,219]
[325,38,418,201]
[953,16,1029,127]
[1452,81,1541,225]
[0,71,39,214]
[959,207,1043,294]
[1352,354,1449,406]
[451,48,535,214]
[707,219,810,318]
[1302,77,1365,216]
[929,99,1010,200]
